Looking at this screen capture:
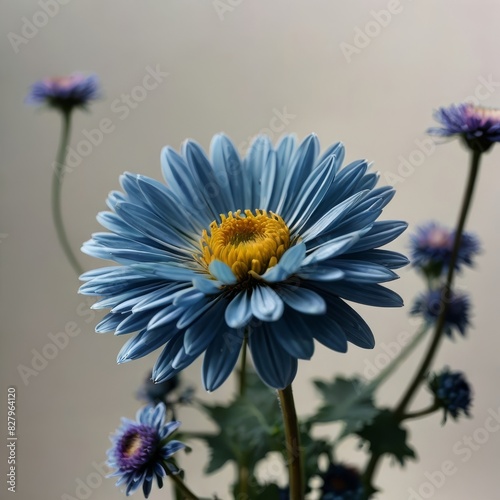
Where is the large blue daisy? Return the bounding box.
[80,134,408,390]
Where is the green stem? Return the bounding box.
[169,473,200,500]
[51,110,84,277]
[239,336,248,397]
[394,149,482,418]
[278,384,304,500]
[238,337,249,497]
[401,402,440,421]
[362,150,482,497]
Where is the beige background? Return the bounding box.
[2,1,500,499]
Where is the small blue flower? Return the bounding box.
[428,103,500,152]
[429,368,473,422]
[107,403,186,498]
[26,73,100,112]
[320,463,363,500]
[80,134,408,390]
[411,289,470,337]
[409,222,480,278]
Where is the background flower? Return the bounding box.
[107,403,186,498]
[428,103,500,152]
[26,73,100,112]
[80,134,407,390]
[410,289,471,337]
[409,221,480,278]
[428,368,473,422]
[320,463,363,499]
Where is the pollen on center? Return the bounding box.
[200,209,291,281]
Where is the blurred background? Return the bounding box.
[2,1,500,499]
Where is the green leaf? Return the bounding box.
[195,371,283,475]
[356,409,417,466]
[311,376,380,433]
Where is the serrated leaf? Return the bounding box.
[195,371,283,476]
[311,376,380,433]
[356,409,417,466]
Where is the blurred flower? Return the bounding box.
[411,289,470,337]
[429,368,472,422]
[137,372,180,406]
[107,403,186,498]
[26,73,99,112]
[409,222,480,278]
[80,134,407,391]
[320,463,363,500]
[428,102,500,152]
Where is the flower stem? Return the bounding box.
[238,337,249,497]
[394,149,482,419]
[169,473,200,500]
[239,336,248,397]
[362,150,482,497]
[278,384,304,500]
[401,402,440,421]
[51,110,84,277]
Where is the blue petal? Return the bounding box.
[210,134,242,209]
[225,290,253,329]
[311,316,348,352]
[183,300,224,355]
[261,243,306,282]
[192,277,223,295]
[272,311,315,359]
[249,327,297,389]
[301,191,368,242]
[325,282,404,307]
[278,286,326,314]
[303,231,363,265]
[202,329,243,391]
[325,260,399,283]
[349,221,408,252]
[250,286,284,322]
[208,260,238,285]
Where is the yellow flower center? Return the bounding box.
[201,209,291,282]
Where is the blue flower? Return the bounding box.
[107,403,187,498]
[26,73,100,112]
[320,463,363,499]
[80,134,408,390]
[411,289,470,337]
[409,222,480,278]
[429,368,472,422]
[428,103,500,152]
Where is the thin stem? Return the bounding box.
[51,110,84,277]
[169,473,200,500]
[237,337,249,497]
[239,337,248,397]
[394,149,482,418]
[401,402,440,421]
[362,149,482,497]
[278,384,304,500]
